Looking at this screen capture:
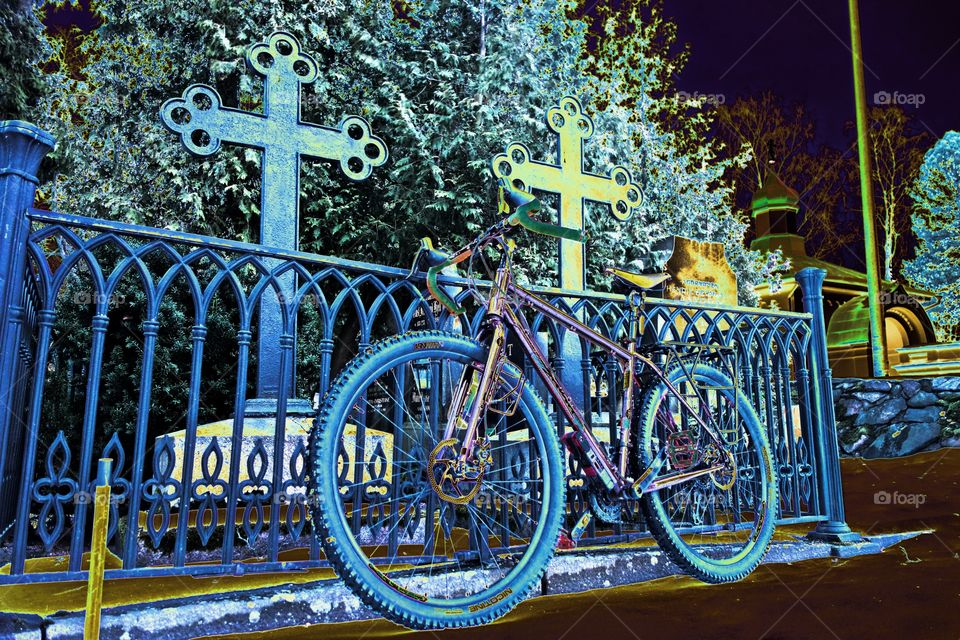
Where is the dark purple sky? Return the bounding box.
[665,0,960,147]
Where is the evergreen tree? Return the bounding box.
[571,2,784,302]
[33,0,784,299]
[28,0,790,438]
[903,131,960,338]
[0,1,46,120]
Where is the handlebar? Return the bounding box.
[417,181,585,315]
[501,186,586,243]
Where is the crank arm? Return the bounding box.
[630,447,668,498]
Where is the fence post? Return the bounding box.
[0,121,54,530]
[796,267,860,543]
[84,458,112,640]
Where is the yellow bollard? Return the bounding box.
[84,458,112,640]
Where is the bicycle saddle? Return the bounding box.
[606,267,670,291]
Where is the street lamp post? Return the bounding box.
[848,0,888,377]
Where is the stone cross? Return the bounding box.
[161,31,387,402]
[492,96,642,290]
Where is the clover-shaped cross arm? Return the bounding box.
[246,31,319,85]
[580,166,644,220]
[492,143,643,221]
[547,96,595,139]
[492,143,561,192]
[300,115,389,181]
[160,85,272,156]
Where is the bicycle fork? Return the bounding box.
[441,267,511,465]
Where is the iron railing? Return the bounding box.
[0,205,841,583]
[0,120,853,585]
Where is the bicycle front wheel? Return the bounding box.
[637,362,777,583]
[309,330,564,629]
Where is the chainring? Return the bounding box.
[587,489,629,525]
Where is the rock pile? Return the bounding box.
[833,377,960,458]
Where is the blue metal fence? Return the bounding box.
[0,121,853,585]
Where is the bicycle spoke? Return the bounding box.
[319,342,558,611]
[643,365,773,564]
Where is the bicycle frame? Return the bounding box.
[439,251,730,498]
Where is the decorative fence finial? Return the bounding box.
[491,96,642,291]
[159,30,388,400]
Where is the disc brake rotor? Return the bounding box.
[709,448,737,491]
[428,438,491,504]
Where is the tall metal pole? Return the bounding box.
[848,0,888,377]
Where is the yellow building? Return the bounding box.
[750,170,960,377]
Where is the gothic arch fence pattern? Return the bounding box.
[0,208,830,583]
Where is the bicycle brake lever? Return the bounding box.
[408,237,450,279]
[406,248,423,280]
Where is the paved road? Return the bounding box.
[201,448,960,640]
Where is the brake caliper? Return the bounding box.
[429,438,492,504]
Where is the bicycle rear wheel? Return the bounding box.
[309,330,564,629]
[637,362,777,583]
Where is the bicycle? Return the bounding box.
[308,183,778,629]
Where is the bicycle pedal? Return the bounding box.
[556,533,576,550]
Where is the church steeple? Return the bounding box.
[750,169,806,257]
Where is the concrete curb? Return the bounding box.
[0,612,45,640]
[39,531,924,640]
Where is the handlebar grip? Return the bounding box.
[499,181,585,243]
[507,196,586,243]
